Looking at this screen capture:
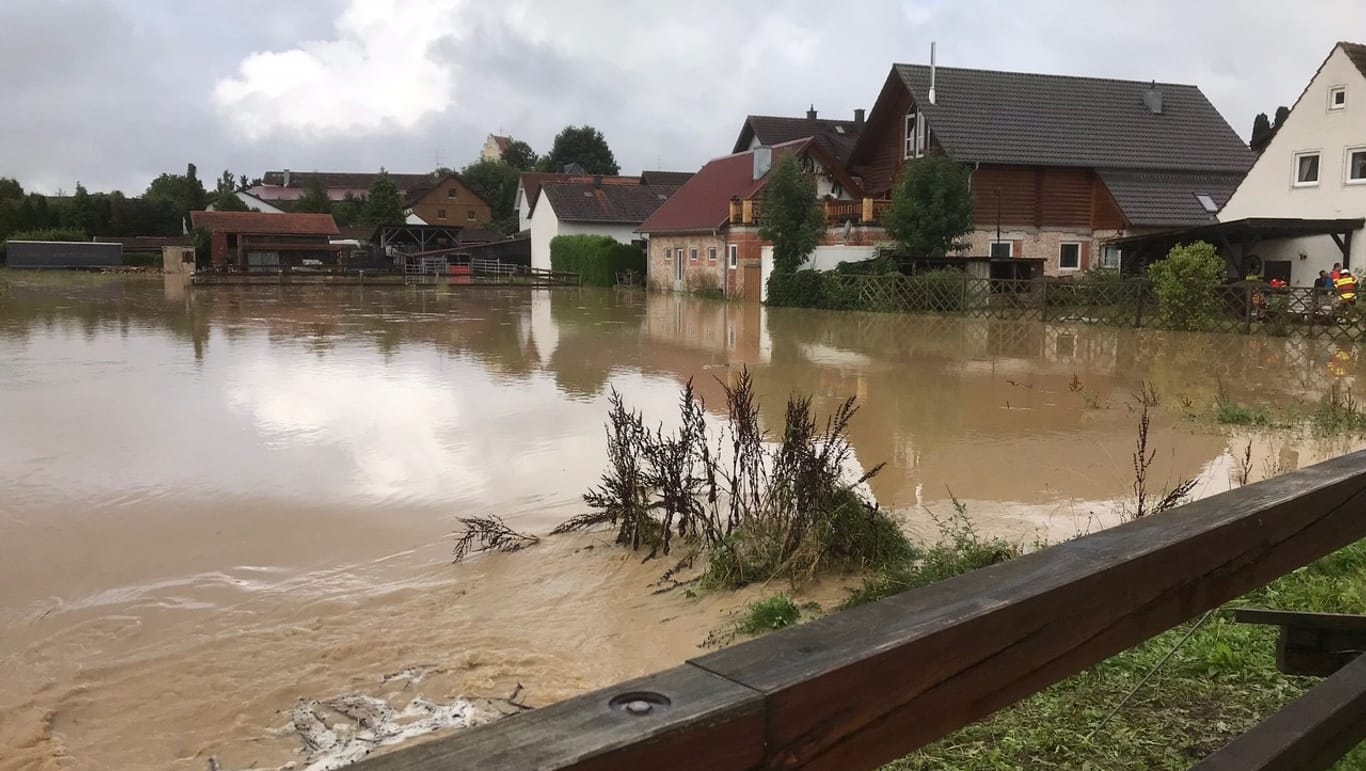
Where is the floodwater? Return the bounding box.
[2,272,1364,769]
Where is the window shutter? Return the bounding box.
[1080,242,1092,271]
[1012,239,1023,257]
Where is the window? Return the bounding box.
[447,188,458,198]
[467,210,477,221]
[1348,148,1366,184]
[728,244,738,269]
[1330,86,1347,111]
[904,111,925,159]
[1101,246,1122,271]
[690,247,699,262]
[989,241,1013,258]
[1195,193,1218,213]
[1295,151,1321,186]
[707,246,717,262]
[437,208,447,220]
[1059,242,1081,271]
[665,247,673,262]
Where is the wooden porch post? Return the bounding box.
[862,197,874,224]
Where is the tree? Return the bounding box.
[884,153,975,258]
[537,125,619,175]
[1250,113,1272,151]
[1147,241,1226,331]
[501,139,538,171]
[1273,105,1290,129]
[460,158,520,235]
[212,170,250,212]
[359,169,405,227]
[759,154,825,274]
[64,183,97,236]
[144,164,208,230]
[334,192,363,228]
[293,175,334,214]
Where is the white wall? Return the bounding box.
[528,195,642,271]
[758,244,876,302]
[516,181,534,231]
[207,191,284,213]
[1220,45,1366,285]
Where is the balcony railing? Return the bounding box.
[727,197,892,227]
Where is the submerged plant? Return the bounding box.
[560,368,911,588]
[451,516,540,563]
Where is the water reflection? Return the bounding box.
[3,274,1365,525]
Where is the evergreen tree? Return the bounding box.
[65,183,97,236]
[884,153,975,258]
[501,139,538,171]
[759,154,825,274]
[359,170,405,227]
[1250,113,1272,151]
[293,175,334,214]
[334,192,363,228]
[460,158,520,234]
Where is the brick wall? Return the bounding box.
[647,233,728,293]
[960,228,1097,276]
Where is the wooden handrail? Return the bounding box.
[354,451,1366,771]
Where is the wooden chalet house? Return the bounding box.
[721,62,1253,278]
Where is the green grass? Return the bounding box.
[884,541,1366,770]
[1213,400,1275,427]
[705,593,805,647]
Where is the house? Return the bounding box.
[527,178,681,270]
[637,138,869,299]
[843,61,1254,275]
[189,211,339,270]
[732,107,865,169]
[248,171,493,227]
[515,172,641,232]
[481,134,513,162]
[1205,42,1366,286]
[206,190,285,213]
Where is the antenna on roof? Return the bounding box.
[929,41,937,105]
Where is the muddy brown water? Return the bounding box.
[3,273,1364,769]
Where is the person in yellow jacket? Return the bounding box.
[1335,269,1358,304]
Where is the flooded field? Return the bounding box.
[2,272,1364,769]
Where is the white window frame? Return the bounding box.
[665,247,673,262]
[728,244,738,269]
[707,246,717,262]
[989,240,1013,258]
[689,247,699,262]
[1100,245,1122,271]
[1347,147,1366,185]
[1329,85,1347,111]
[1294,151,1322,187]
[904,111,926,160]
[1058,241,1082,272]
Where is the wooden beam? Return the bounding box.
[354,665,765,771]
[1235,609,1366,677]
[1192,653,1366,771]
[355,451,1366,771]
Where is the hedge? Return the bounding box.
[549,235,646,287]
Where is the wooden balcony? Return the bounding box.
[727,198,892,227]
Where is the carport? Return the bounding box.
[1107,217,1362,280]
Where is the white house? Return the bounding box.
[527,180,680,271]
[1218,41,1366,286]
[207,190,285,213]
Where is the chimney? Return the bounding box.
[854,108,866,126]
[928,41,937,105]
[283,169,291,187]
[1143,82,1163,114]
[806,104,817,120]
[753,146,773,180]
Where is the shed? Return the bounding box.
[5,241,122,269]
[190,211,340,271]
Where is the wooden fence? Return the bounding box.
[823,274,1366,340]
[354,450,1366,770]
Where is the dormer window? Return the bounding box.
[1330,86,1346,111]
[904,111,926,159]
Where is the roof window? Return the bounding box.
[1195,193,1218,213]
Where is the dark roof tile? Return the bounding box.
[735,115,863,166]
[1342,41,1366,79]
[894,65,1254,173]
[640,170,696,186]
[1097,170,1243,227]
[539,183,680,224]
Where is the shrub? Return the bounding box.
[554,370,912,588]
[550,234,645,287]
[1147,241,1226,330]
[884,153,974,258]
[766,269,828,308]
[687,269,725,298]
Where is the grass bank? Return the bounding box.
[886,540,1366,770]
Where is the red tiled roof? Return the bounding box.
[189,211,340,236]
[637,140,810,234]
[539,183,680,224]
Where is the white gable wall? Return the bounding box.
[1220,46,1366,286]
[528,193,641,271]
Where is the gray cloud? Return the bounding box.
[0,0,1359,195]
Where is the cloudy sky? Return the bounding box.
[1,0,1359,194]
